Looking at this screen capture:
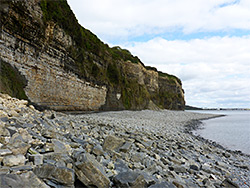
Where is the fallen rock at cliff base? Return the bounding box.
[34,164,75,186]
[0,149,12,156]
[2,154,26,167]
[92,144,104,156]
[0,171,49,188]
[103,135,125,151]
[221,178,240,188]
[29,154,43,165]
[149,181,176,188]
[74,153,110,188]
[113,171,147,188]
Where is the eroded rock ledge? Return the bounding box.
[0,94,249,188]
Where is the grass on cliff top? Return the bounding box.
[40,0,104,53]
[40,0,139,64]
[146,66,182,85]
[158,71,182,85]
[110,46,140,64]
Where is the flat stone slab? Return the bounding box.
[74,153,110,188]
[0,149,12,156]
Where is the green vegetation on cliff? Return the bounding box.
[40,0,106,55]
[158,71,182,85]
[110,46,140,64]
[0,59,28,100]
[39,0,185,110]
[39,0,142,85]
[39,0,159,109]
[146,66,182,85]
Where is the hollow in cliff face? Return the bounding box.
[0,59,28,100]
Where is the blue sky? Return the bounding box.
[68,0,250,108]
[113,29,250,43]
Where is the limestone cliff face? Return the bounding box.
[0,0,185,111]
[122,62,185,110]
[0,0,106,111]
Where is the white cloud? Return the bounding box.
[68,0,250,40]
[122,36,250,108]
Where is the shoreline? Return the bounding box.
[0,94,249,187]
[185,117,250,158]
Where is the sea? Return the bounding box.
[189,110,250,155]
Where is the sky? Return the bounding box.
[67,0,250,108]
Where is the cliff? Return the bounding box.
[0,0,185,111]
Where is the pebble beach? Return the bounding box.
[0,93,249,187]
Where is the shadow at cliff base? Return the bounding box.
[0,59,28,100]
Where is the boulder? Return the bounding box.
[51,139,72,154]
[119,141,133,153]
[114,159,130,173]
[29,154,43,165]
[10,165,33,173]
[0,149,12,156]
[113,171,146,188]
[139,171,158,186]
[169,165,187,173]
[103,135,124,151]
[149,181,176,188]
[144,163,161,174]
[203,178,215,187]
[34,163,75,186]
[221,178,240,188]
[0,167,9,175]
[172,180,186,188]
[0,123,10,137]
[10,128,33,144]
[92,144,104,156]
[8,128,33,155]
[6,126,18,136]
[8,141,30,155]
[44,152,74,164]
[3,154,26,166]
[131,152,146,163]
[0,171,49,188]
[190,164,199,171]
[7,110,19,117]
[74,153,110,188]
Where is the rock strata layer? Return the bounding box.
[0,93,249,188]
[0,0,185,111]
